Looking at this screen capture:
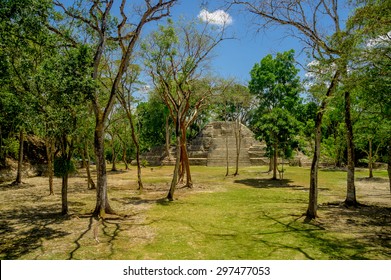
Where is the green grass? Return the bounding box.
[0,166,390,260]
[137,167,390,260]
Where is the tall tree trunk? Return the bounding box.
[307,112,322,220]
[180,124,193,188]
[368,138,373,178]
[127,110,143,191]
[225,121,229,176]
[344,90,357,206]
[306,70,340,220]
[15,129,24,185]
[234,120,242,176]
[167,114,182,201]
[81,146,87,169]
[111,139,117,172]
[272,141,278,180]
[268,156,273,172]
[61,173,69,215]
[178,148,184,182]
[46,137,55,195]
[93,121,114,217]
[84,141,95,189]
[165,115,172,161]
[80,147,87,169]
[0,125,5,167]
[387,139,391,194]
[60,135,74,216]
[122,146,129,170]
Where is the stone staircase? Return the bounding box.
[139,121,269,167]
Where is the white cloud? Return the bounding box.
[198,9,233,26]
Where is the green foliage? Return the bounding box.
[254,108,302,158]
[141,159,149,168]
[54,157,76,178]
[2,137,19,159]
[249,50,303,159]
[249,49,301,112]
[213,81,253,123]
[137,94,170,152]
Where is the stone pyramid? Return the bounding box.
[142,121,268,166]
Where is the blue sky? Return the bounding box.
[160,0,353,84]
[164,1,311,83]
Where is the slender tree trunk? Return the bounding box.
[60,135,74,216]
[61,173,69,215]
[307,114,322,220]
[344,90,357,206]
[127,110,143,191]
[234,120,241,176]
[0,125,5,167]
[84,141,95,189]
[165,115,172,161]
[81,146,87,169]
[80,148,87,169]
[368,138,373,178]
[306,70,340,221]
[178,151,185,183]
[272,141,278,180]
[111,139,117,172]
[387,139,391,194]
[180,124,193,188]
[122,147,129,170]
[268,156,273,172]
[225,121,229,176]
[46,138,55,195]
[93,121,114,217]
[15,129,24,185]
[167,114,182,201]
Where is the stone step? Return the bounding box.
[189,158,208,166]
[250,157,270,165]
[207,160,252,167]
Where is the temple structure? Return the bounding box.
[141,121,269,167]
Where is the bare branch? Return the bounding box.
[232,0,341,55]
[53,0,100,34]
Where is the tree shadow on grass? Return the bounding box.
[112,196,163,206]
[234,178,308,190]
[318,203,391,258]
[0,204,70,259]
[234,178,331,192]
[0,182,35,192]
[160,207,389,259]
[356,177,389,183]
[254,212,387,260]
[154,212,326,259]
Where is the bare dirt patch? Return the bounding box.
[314,177,391,259]
[0,166,218,259]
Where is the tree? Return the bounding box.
[117,65,144,191]
[249,50,301,180]
[142,19,229,200]
[105,109,124,172]
[38,45,94,214]
[52,0,177,217]
[347,0,391,192]
[233,0,360,219]
[137,93,171,154]
[0,0,52,185]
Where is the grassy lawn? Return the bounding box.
[0,165,390,260]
